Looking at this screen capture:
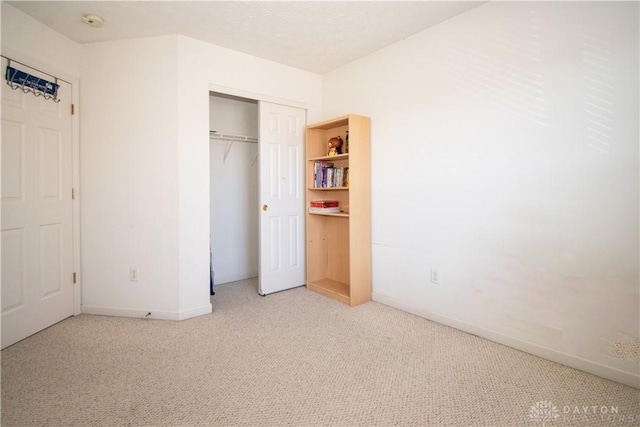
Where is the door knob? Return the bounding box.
[262,204,268,211]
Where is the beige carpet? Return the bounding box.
[2,278,639,426]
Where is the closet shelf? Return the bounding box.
[210,131,259,165]
[209,131,258,144]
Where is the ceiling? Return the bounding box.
[8,1,485,74]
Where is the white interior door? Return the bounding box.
[258,102,306,295]
[1,61,74,348]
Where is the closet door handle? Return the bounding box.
[262,204,268,211]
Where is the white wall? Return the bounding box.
[177,36,323,123]
[80,34,322,318]
[0,3,80,80]
[209,95,259,284]
[323,2,639,387]
[175,35,322,313]
[80,36,184,318]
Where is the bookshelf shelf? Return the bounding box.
[306,279,350,305]
[308,212,349,218]
[308,153,349,162]
[305,114,371,307]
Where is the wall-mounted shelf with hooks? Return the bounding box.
[209,131,258,165]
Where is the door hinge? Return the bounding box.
[71,104,75,115]
[72,188,75,200]
[73,272,77,284]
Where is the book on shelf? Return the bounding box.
[313,161,349,188]
[310,200,339,208]
[309,200,341,213]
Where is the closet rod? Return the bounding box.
[1,55,71,84]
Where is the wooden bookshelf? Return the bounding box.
[305,114,371,306]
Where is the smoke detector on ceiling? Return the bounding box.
[81,14,105,28]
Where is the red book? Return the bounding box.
[310,200,339,208]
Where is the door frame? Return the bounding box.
[208,84,308,111]
[1,48,82,315]
[207,83,308,291]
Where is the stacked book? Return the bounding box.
[309,200,341,213]
[313,162,349,188]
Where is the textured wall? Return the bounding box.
[78,33,322,319]
[1,3,81,80]
[323,1,639,386]
[80,36,182,317]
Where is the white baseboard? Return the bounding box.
[82,303,212,321]
[177,304,213,320]
[372,292,640,389]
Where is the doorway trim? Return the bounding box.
[207,83,308,294]
[208,84,308,111]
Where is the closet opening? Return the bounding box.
[209,92,259,296]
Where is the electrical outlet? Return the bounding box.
[130,268,138,281]
[430,268,440,284]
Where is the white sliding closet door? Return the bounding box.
[258,102,306,295]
